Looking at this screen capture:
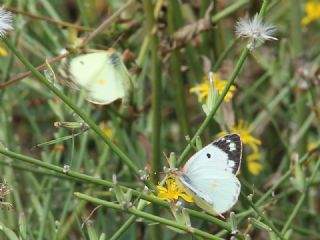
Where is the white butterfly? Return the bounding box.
[176,134,242,215]
[68,49,132,105]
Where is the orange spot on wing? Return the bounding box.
[98,79,107,85]
[211,181,218,189]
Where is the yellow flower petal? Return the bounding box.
[301,1,320,25]
[190,73,236,103]
[157,192,170,200]
[0,47,8,57]
[156,185,167,192]
[155,176,193,202]
[179,193,193,202]
[247,151,263,175]
[248,161,263,176]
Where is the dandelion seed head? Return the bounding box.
[235,14,277,49]
[0,6,13,38]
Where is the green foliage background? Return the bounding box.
[0,0,320,239]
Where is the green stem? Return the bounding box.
[241,192,285,240]
[211,0,249,24]
[142,0,162,184]
[110,215,138,240]
[74,193,224,240]
[142,0,162,239]
[289,0,303,56]
[0,147,230,230]
[177,47,250,166]
[76,0,90,27]
[281,158,320,234]
[290,0,307,158]
[110,202,147,240]
[212,39,237,72]
[168,0,190,137]
[37,182,53,240]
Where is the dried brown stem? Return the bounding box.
[5,7,92,32]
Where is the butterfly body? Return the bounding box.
[177,134,242,215]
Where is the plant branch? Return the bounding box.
[74,192,224,240]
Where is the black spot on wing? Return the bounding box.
[207,153,211,158]
[212,134,242,174]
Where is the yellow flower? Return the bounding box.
[247,151,263,176]
[0,46,8,56]
[190,73,236,102]
[156,176,193,203]
[307,141,317,151]
[219,120,261,153]
[302,0,320,25]
[99,122,113,138]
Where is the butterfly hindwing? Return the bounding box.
[178,170,241,214]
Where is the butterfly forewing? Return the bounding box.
[183,134,242,176]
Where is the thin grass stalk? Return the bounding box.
[142,0,162,238]
[109,215,137,240]
[37,182,53,240]
[240,192,285,239]
[200,1,214,58]
[5,6,92,31]
[290,0,307,160]
[110,202,147,240]
[142,0,162,184]
[281,158,320,234]
[74,192,224,240]
[212,39,237,72]
[211,0,249,24]
[76,0,90,27]
[168,0,190,137]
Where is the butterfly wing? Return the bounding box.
[69,51,129,105]
[178,134,242,214]
[183,134,242,175]
[178,171,241,214]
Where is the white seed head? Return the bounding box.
[235,14,277,49]
[0,6,13,38]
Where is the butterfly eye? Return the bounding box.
[206,153,211,158]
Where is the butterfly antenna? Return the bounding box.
[112,33,125,48]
